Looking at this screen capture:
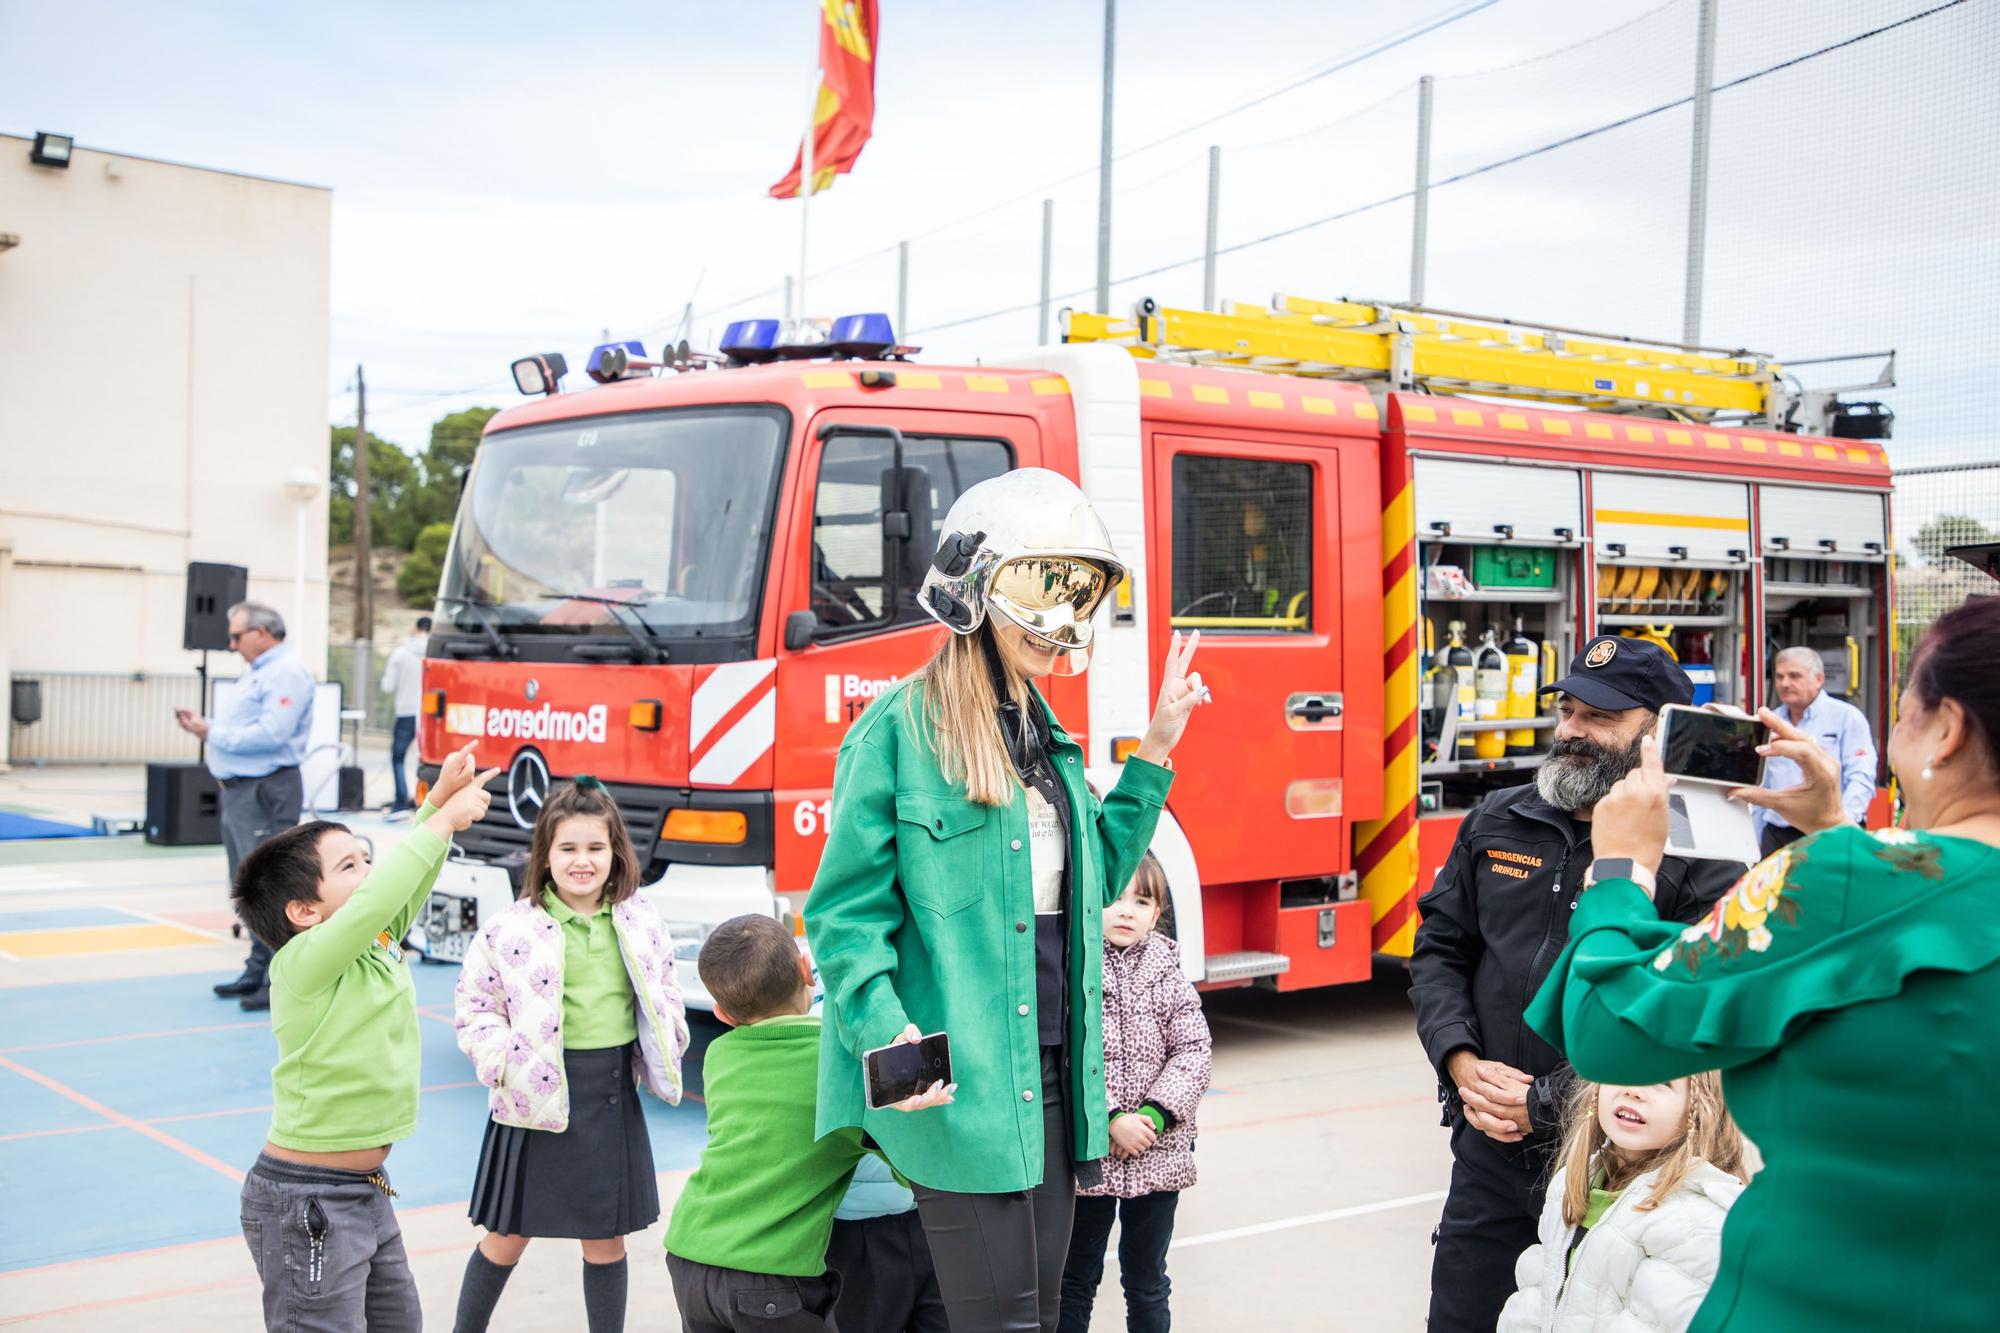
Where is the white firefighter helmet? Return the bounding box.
[917,468,1126,676]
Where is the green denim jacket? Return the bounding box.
[807,679,1174,1193]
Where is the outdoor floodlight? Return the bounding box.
[30,132,73,168]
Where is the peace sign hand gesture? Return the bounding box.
[1135,630,1209,766]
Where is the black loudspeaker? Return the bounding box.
[337,766,365,812]
[184,562,249,652]
[146,763,222,846]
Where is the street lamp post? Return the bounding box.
[284,468,322,659]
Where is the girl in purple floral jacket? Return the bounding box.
[1058,853,1213,1333]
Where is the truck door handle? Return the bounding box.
[1285,693,1344,730]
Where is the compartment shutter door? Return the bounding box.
[1758,486,1887,558]
[1593,474,1750,561]
[1414,459,1581,543]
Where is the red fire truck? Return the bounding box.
[408,298,1895,1007]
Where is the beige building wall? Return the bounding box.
[0,133,330,759]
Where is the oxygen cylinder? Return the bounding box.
[1539,639,1560,717]
[1446,621,1477,756]
[1474,628,1509,760]
[1504,616,1540,755]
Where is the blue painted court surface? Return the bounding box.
[0,961,716,1273]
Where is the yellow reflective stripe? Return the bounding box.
[1403,403,1437,422]
[1498,412,1529,430]
[802,371,851,388]
[1192,384,1229,404]
[897,371,943,390]
[1248,390,1285,410]
[1541,417,1572,435]
[964,374,1009,393]
[1031,378,1069,396]
[1595,509,1749,531]
[1301,396,1339,415]
[1138,378,1172,398]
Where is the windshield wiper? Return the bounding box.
[551,593,667,664]
[435,595,517,660]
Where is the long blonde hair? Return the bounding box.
[1557,1072,1748,1226]
[910,625,1029,807]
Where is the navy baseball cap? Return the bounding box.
[1538,635,1694,713]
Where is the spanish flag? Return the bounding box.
[770,0,880,199]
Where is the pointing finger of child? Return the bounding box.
[473,767,504,789]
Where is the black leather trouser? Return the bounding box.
[912,1048,1076,1333]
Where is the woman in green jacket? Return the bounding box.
[1529,596,2000,1331]
[807,469,1207,1333]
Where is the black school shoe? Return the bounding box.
[239,988,271,1012]
[213,969,263,998]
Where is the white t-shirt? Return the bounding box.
[1024,786,1067,914]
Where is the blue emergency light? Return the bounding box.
[828,313,896,359]
[586,340,649,384]
[720,320,781,364]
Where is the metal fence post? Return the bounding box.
[897,240,910,336]
[1411,75,1434,305]
[1039,199,1055,345]
[1683,0,1719,344]
[1203,145,1221,311]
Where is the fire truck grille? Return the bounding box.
[416,765,770,882]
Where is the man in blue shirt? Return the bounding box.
[1756,645,1879,858]
[174,601,316,1010]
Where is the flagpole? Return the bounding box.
[799,7,818,317]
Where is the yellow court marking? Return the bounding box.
[1191,384,1230,404]
[0,923,215,959]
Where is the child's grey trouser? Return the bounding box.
[239,1152,422,1332]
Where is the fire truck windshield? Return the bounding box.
[438,406,787,655]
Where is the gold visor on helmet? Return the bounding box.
[986,556,1110,648]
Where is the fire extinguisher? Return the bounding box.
[1504,616,1540,756]
[1474,627,1509,761]
[1446,621,1477,756]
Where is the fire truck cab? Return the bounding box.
[409,301,1895,1008]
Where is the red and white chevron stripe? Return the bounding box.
[689,659,778,785]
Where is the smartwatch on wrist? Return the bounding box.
[1584,858,1656,893]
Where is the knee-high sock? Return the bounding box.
[582,1256,628,1333]
[452,1247,515,1333]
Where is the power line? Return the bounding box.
[914,0,1972,337]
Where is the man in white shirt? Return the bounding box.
[379,616,429,812]
[1757,645,1878,858]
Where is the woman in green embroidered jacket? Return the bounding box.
[807,469,1207,1333]
[1529,596,2000,1331]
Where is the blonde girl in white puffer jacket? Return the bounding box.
[1499,1072,1749,1333]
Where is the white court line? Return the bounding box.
[0,874,218,895]
[1170,1190,1447,1250]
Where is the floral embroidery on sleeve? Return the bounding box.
[1654,846,1805,974]
[1868,827,1944,880]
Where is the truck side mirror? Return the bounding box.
[785,611,819,651]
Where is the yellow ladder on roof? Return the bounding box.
[1063,294,1782,418]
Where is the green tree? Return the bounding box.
[1912,514,2000,567]
[329,426,419,547]
[397,522,456,607]
[396,407,500,538]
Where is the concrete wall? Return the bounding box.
[0,134,331,756]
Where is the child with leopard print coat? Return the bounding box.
[1058,852,1213,1333]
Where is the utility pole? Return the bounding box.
[1095,0,1116,314]
[1411,75,1434,305]
[1202,146,1221,311]
[1682,0,1719,344]
[352,365,374,721]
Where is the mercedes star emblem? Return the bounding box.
[524,678,540,700]
[507,750,550,830]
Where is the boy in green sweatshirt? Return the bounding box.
[667,913,872,1331]
[233,743,496,1333]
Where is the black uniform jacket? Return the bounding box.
[1409,783,1743,1153]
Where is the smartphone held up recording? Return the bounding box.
[863,1032,952,1109]
[1655,704,1767,864]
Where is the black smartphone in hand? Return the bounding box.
[863,1032,951,1109]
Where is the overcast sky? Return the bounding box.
[5,0,1994,536]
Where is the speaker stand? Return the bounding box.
[196,650,209,767]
